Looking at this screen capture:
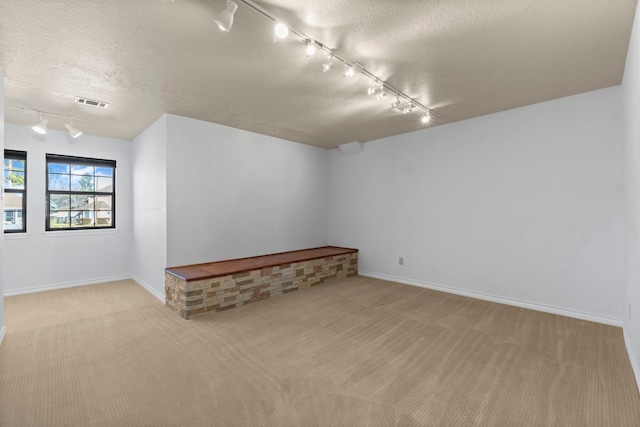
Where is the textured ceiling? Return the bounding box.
[0,0,637,149]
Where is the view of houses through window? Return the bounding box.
[3,150,27,233]
[46,154,116,230]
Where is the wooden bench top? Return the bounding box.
[165,246,358,282]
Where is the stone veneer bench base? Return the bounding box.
[165,246,358,319]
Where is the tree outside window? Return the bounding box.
[3,150,27,233]
[46,154,116,231]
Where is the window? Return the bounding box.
[4,150,27,233]
[46,154,116,230]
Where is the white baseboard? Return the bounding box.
[131,274,165,303]
[3,275,133,297]
[359,271,623,327]
[0,326,5,347]
[624,328,640,396]
[2,273,165,303]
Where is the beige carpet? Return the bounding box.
[1,277,639,427]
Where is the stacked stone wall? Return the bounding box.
[166,252,358,319]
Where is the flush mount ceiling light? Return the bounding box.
[65,120,83,138]
[32,114,47,135]
[215,0,238,32]
[219,0,445,126]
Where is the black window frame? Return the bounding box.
[3,150,27,234]
[46,154,116,231]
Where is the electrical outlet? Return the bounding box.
[399,257,404,266]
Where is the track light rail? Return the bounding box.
[5,105,86,122]
[237,0,444,122]
[5,105,85,138]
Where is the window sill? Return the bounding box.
[4,233,29,240]
[44,228,119,238]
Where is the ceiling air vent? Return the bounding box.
[75,97,109,109]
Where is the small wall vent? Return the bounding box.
[75,97,109,109]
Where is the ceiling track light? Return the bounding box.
[65,119,83,138]
[304,39,319,57]
[344,62,364,78]
[368,81,387,100]
[228,0,445,124]
[390,100,417,115]
[6,106,86,138]
[344,63,354,77]
[322,56,334,73]
[32,113,47,135]
[215,0,238,32]
[274,22,289,39]
[322,50,335,72]
[421,112,431,124]
[367,81,382,95]
[403,102,414,114]
[390,94,402,113]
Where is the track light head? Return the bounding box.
[322,52,334,72]
[344,62,363,77]
[32,114,47,135]
[274,22,289,39]
[304,39,317,57]
[390,97,402,114]
[344,63,355,77]
[368,81,386,99]
[65,120,83,138]
[421,112,431,124]
[367,81,381,95]
[403,103,414,114]
[215,1,238,32]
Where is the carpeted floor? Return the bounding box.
[1,276,639,426]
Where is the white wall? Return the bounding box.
[329,86,625,323]
[1,111,330,301]
[0,66,5,344]
[131,115,167,300]
[623,1,640,392]
[3,124,132,295]
[165,114,329,267]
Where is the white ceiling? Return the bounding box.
[0,0,637,149]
